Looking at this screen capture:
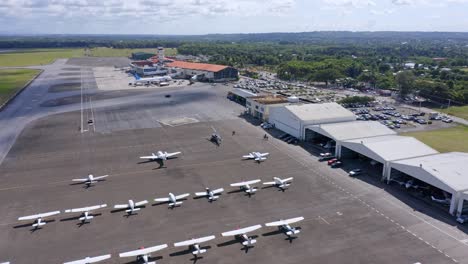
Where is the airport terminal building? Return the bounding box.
[167,61,239,82]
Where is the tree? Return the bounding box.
[313,69,342,87]
[395,71,415,98]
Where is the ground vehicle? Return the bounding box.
[327,158,338,165]
[442,118,453,123]
[349,169,362,176]
[320,152,332,157]
[261,122,274,129]
[319,155,336,162]
[331,161,343,168]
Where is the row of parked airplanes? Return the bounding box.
[13,216,303,264]
[17,176,293,229]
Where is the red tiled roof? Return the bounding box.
[166,60,228,72]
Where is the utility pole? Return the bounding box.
[80,70,83,133]
[447,99,451,109]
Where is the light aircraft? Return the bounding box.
[390,179,429,190]
[263,177,294,191]
[140,151,181,161]
[221,225,262,247]
[18,211,60,229]
[132,73,172,85]
[154,193,190,208]
[230,179,261,196]
[265,216,304,237]
[119,244,168,264]
[72,174,108,187]
[210,126,222,146]
[63,254,111,264]
[194,187,224,201]
[243,152,269,163]
[1,262,10,264]
[431,196,451,205]
[174,235,216,256]
[114,200,148,215]
[64,204,107,224]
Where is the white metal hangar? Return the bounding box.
[339,135,439,178]
[389,152,468,215]
[268,103,356,139]
[305,121,396,156]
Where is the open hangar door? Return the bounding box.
[339,146,384,176]
[304,128,335,151]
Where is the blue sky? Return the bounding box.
[0,0,467,34]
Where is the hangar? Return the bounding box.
[389,152,468,215]
[340,135,438,178]
[167,61,238,82]
[305,121,396,155]
[268,103,356,139]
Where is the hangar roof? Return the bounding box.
[166,60,228,72]
[342,135,438,163]
[230,88,258,98]
[391,152,468,193]
[306,121,396,141]
[285,103,355,122]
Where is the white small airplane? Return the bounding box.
[221,225,262,247]
[265,216,304,237]
[0,262,10,264]
[132,73,172,85]
[114,200,148,215]
[263,177,294,191]
[195,187,224,201]
[243,152,269,163]
[64,204,107,223]
[174,235,216,256]
[230,179,261,196]
[18,211,60,229]
[119,244,168,264]
[140,151,181,161]
[72,174,108,187]
[63,254,111,264]
[154,193,190,208]
[431,196,451,205]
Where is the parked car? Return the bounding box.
[349,169,362,176]
[261,122,274,129]
[320,152,332,157]
[331,161,343,168]
[327,158,339,165]
[319,155,336,162]
[442,118,453,123]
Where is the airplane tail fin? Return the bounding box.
[242,239,256,246]
[209,196,219,201]
[193,249,207,255]
[33,222,46,228]
[125,208,140,213]
[79,215,94,221]
[169,201,183,207]
[286,229,300,236]
[246,188,257,193]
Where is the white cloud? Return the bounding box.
[323,0,376,8]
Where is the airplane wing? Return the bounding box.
[63,254,111,264]
[195,192,208,197]
[175,193,190,200]
[258,152,269,157]
[18,211,60,221]
[263,181,276,185]
[154,197,171,202]
[72,179,87,182]
[230,180,260,187]
[221,225,262,237]
[93,175,108,180]
[119,244,168,258]
[283,177,294,183]
[114,204,129,209]
[140,155,158,160]
[174,235,216,247]
[134,200,148,207]
[212,188,224,194]
[65,204,107,213]
[265,216,304,227]
[243,154,254,159]
[165,151,181,158]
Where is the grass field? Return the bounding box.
[437,105,468,120]
[402,125,468,153]
[0,69,40,106]
[88,47,177,57]
[0,49,85,67]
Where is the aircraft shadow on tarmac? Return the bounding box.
[123,255,162,264]
[110,208,145,217]
[13,219,56,233]
[262,227,301,243]
[169,246,211,257]
[217,235,259,253]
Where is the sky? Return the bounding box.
[0,0,468,35]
